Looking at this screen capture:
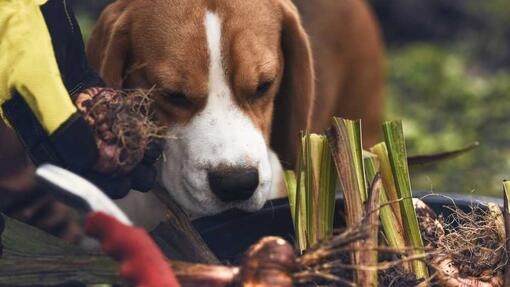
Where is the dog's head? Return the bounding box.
[87,0,314,216]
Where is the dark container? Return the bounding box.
[192,193,501,263]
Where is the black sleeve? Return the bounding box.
[1,0,101,172]
[41,0,105,97]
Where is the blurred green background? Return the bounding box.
[71,0,510,196]
[372,0,510,196]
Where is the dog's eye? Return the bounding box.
[255,81,273,98]
[161,91,193,109]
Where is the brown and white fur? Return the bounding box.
[87,0,384,222]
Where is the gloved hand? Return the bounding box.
[0,0,97,171]
[85,140,163,198]
[74,87,164,198]
[0,0,162,198]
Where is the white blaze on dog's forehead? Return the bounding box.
[192,11,266,165]
[205,12,226,96]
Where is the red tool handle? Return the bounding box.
[85,212,181,287]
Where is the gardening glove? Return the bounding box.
[0,0,161,198]
[43,0,162,196]
[0,0,97,172]
[41,0,163,193]
[74,87,163,198]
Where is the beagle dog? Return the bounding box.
[87,0,384,221]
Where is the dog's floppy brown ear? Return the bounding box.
[270,0,315,169]
[86,1,130,88]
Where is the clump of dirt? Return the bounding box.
[76,88,167,173]
[413,200,507,286]
[436,205,507,278]
[378,265,423,287]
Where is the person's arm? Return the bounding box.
[0,0,98,172]
[0,0,161,198]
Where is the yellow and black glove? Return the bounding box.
[0,0,160,198]
[0,0,98,173]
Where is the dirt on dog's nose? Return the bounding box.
[208,168,259,202]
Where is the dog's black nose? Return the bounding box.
[208,168,259,202]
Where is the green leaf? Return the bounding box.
[313,134,337,240]
[364,153,408,253]
[383,121,429,279]
[284,170,297,224]
[327,118,367,228]
[370,142,404,227]
[502,181,510,286]
[286,133,337,252]
[326,118,367,282]
[294,131,309,252]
